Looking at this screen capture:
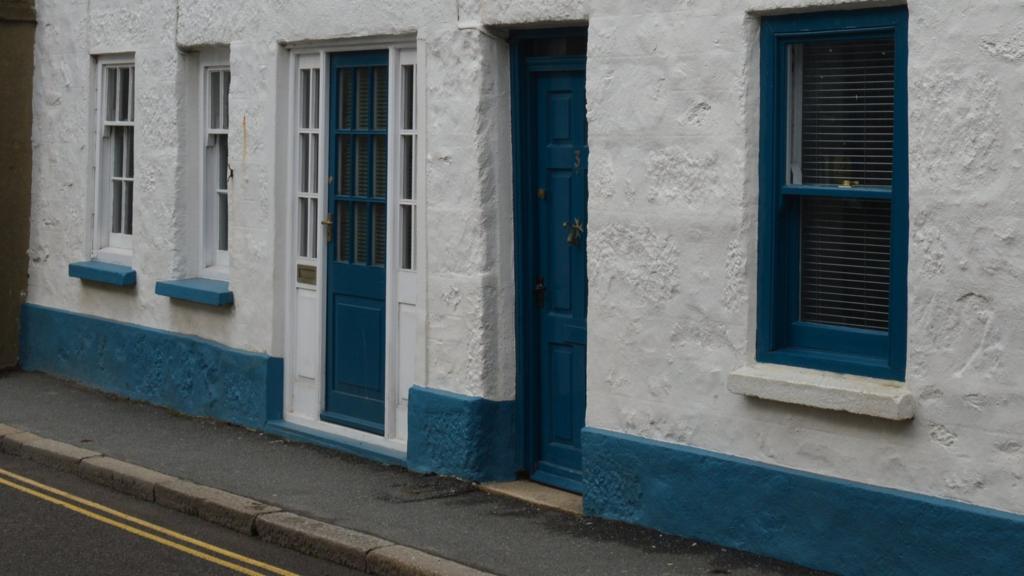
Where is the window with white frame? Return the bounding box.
[296,65,321,266]
[95,58,135,255]
[202,64,231,271]
[397,51,417,270]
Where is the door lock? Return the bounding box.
[321,213,333,243]
[562,218,584,246]
[533,276,546,308]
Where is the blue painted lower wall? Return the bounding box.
[19,304,281,430]
[406,386,516,482]
[583,427,1024,576]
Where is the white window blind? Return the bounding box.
[792,38,895,332]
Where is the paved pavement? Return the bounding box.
[0,452,358,576]
[0,371,829,576]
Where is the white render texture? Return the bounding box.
[26,0,1024,519]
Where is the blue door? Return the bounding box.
[520,55,588,492]
[323,51,389,435]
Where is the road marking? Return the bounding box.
[0,467,300,576]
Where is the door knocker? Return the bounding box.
[562,218,584,246]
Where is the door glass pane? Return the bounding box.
[356,68,370,130]
[299,69,309,129]
[800,196,891,331]
[337,200,350,262]
[400,204,413,270]
[354,202,368,263]
[111,180,122,234]
[222,71,229,129]
[374,66,388,130]
[310,198,317,259]
[372,203,386,267]
[401,65,414,130]
[373,135,386,198]
[340,68,353,130]
[339,136,352,196]
[211,71,222,129]
[298,197,308,258]
[355,136,369,196]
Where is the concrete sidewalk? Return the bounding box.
[0,371,825,576]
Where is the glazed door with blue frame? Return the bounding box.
[527,65,588,492]
[323,51,389,435]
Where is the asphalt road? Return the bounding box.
[0,453,358,576]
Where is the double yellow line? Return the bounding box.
[0,466,299,576]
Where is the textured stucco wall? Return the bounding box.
[0,0,35,368]
[27,0,1024,517]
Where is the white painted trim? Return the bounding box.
[727,363,915,420]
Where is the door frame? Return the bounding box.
[281,38,424,456]
[509,27,588,479]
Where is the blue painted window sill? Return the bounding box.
[155,278,234,307]
[69,260,137,287]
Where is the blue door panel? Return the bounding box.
[324,50,389,435]
[524,63,588,493]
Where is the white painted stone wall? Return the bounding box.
[27,0,1024,517]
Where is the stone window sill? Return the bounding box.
[727,363,914,421]
[155,278,234,307]
[69,260,137,287]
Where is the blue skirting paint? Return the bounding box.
[406,386,516,482]
[582,427,1024,576]
[19,304,280,430]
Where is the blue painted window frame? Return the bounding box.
[757,7,908,380]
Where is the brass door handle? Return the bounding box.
[321,213,333,243]
[562,218,584,246]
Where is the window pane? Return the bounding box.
[792,39,895,188]
[218,135,229,190]
[105,68,117,121]
[310,198,317,259]
[211,71,222,129]
[222,70,230,129]
[119,67,131,121]
[400,204,413,270]
[113,128,124,177]
[300,134,309,193]
[372,203,386,267]
[373,135,386,198]
[311,69,320,129]
[401,135,413,200]
[354,202,368,263]
[402,65,414,130]
[111,180,122,234]
[218,192,228,251]
[298,197,308,258]
[310,133,319,195]
[373,66,388,130]
[299,69,309,129]
[123,181,133,235]
[355,136,369,196]
[800,197,891,331]
[356,68,370,130]
[125,128,134,178]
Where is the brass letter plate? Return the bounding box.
[297,264,317,285]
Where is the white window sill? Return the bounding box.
[94,247,133,267]
[199,265,230,283]
[727,363,914,421]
